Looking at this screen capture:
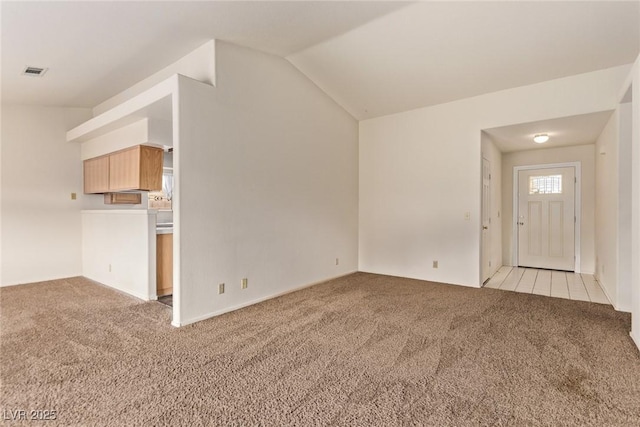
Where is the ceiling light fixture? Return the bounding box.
[533,134,549,144]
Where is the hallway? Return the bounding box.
[484,266,610,305]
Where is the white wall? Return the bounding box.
[618,102,632,312]
[80,118,172,161]
[634,3,640,352]
[1,105,91,286]
[359,65,629,287]
[502,144,596,274]
[175,42,359,325]
[93,40,215,115]
[630,58,640,349]
[594,107,633,312]
[81,210,156,300]
[595,111,619,305]
[481,132,502,279]
[148,119,173,148]
[80,118,149,160]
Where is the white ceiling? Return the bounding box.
[2,1,638,121]
[483,111,614,153]
[289,1,639,120]
[0,1,408,108]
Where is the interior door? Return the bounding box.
[481,158,491,282]
[518,167,575,271]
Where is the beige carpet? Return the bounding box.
[1,273,639,426]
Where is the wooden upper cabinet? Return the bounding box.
[109,146,139,191]
[83,156,110,194]
[83,145,163,194]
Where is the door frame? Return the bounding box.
[481,157,491,282]
[512,162,581,273]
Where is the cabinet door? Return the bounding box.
[156,233,173,296]
[109,146,141,191]
[83,156,110,193]
[139,146,163,191]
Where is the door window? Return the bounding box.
[529,174,562,195]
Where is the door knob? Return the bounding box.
[518,222,524,225]
[482,226,488,230]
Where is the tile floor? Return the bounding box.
[484,266,610,305]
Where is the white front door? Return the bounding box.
[518,167,575,271]
[481,157,491,282]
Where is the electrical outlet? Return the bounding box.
[335,258,339,265]
[218,283,225,294]
[71,192,77,200]
[108,264,112,272]
[241,278,248,289]
[433,260,438,268]
[464,212,470,221]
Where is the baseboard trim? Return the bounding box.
[595,275,616,309]
[83,276,150,301]
[0,274,83,288]
[173,271,358,327]
[488,264,501,281]
[593,276,632,312]
[358,269,481,289]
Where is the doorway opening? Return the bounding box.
[482,111,613,288]
[151,148,175,307]
[513,162,581,273]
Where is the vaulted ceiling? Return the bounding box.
[2,1,639,121]
[1,1,408,108]
[289,1,639,119]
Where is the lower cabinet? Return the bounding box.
[156,233,173,297]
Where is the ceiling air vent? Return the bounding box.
[22,66,48,77]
